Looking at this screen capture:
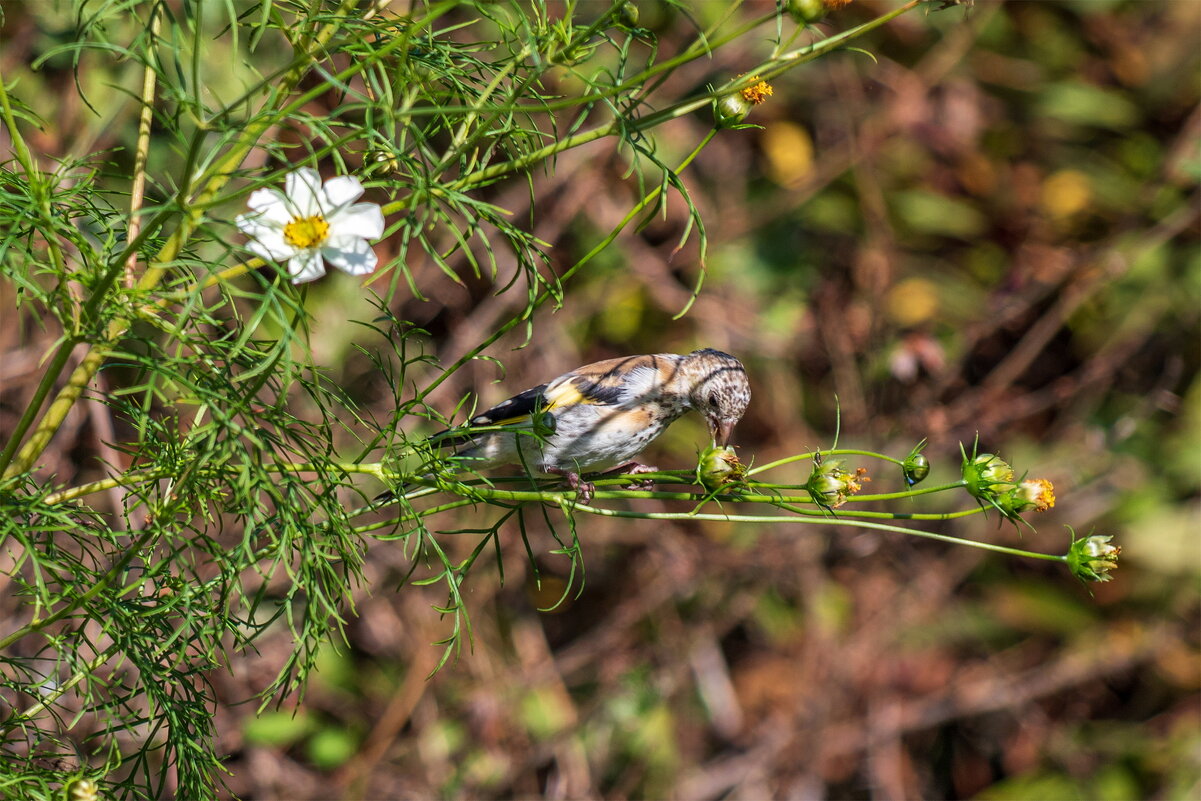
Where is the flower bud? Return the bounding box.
[67,778,100,801]
[714,93,752,127]
[617,2,639,28]
[531,410,557,438]
[786,0,852,25]
[714,75,773,128]
[902,451,930,487]
[806,459,869,509]
[998,477,1055,515]
[368,149,401,174]
[697,445,747,492]
[1066,532,1120,583]
[961,452,1015,501]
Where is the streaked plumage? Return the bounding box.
[423,349,751,499]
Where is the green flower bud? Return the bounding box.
[714,93,752,127]
[367,149,401,175]
[618,2,639,28]
[785,0,852,25]
[786,0,827,24]
[806,459,868,509]
[1066,532,1120,583]
[697,445,747,492]
[532,410,557,438]
[67,778,100,801]
[962,451,1015,501]
[714,75,773,128]
[902,452,930,486]
[997,477,1055,515]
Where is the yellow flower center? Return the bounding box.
[741,77,774,106]
[283,214,330,249]
[1032,478,1055,510]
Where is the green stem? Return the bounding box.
[361,478,1064,563]
[7,645,120,724]
[565,502,1067,563]
[756,1,924,86]
[848,481,968,502]
[36,457,1061,567]
[747,447,903,476]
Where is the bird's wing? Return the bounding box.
[422,383,550,449]
[467,383,550,426]
[431,353,672,444]
[539,372,625,410]
[541,354,673,409]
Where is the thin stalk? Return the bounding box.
[848,481,968,501]
[9,645,121,724]
[378,3,920,212]
[124,2,162,287]
[562,501,1067,563]
[747,447,903,476]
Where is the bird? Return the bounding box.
[388,349,751,502]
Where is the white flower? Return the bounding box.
[235,167,385,284]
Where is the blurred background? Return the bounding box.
[3,0,1199,798]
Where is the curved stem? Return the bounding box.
[559,502,1066,563]
[747,447,903,476]
[847,481,969,501]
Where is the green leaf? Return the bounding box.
[306,727,360,770]
[890,190,987,239]
[1037,82,1141,130]
[242,710,315,747]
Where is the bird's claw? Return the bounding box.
[565,472,595,504]
[614,462,657,491]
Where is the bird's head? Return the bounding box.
[685,349,751,446]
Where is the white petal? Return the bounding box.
[288,249,327,283]
[237,221,296,260]
[246,237,297,263]
[329,202,385,240]
[235,210,283,238]
[322,236,378,276]
[244,188,291,224]
[284,168,323,217]
[320,175,365,210]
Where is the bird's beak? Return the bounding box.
[712,419,735,446]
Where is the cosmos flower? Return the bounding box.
[235,167,385,284]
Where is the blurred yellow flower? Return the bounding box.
[885,278,940,328]
[1041,169,1092,219]
[762,121,814,187]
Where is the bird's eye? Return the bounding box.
[708,393,719,408]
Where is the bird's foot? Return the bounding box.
[548,468,595,503]
[608,462,659,491]
[567,472,596,503]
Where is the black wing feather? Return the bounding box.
[469,383,550,425]
[566,376,625,406]
[421,383,550,449]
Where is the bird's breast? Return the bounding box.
[537,401,682,472]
